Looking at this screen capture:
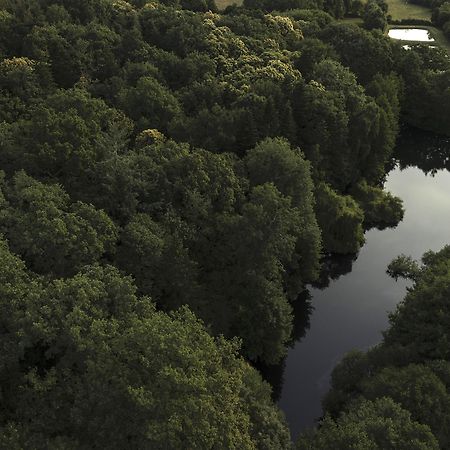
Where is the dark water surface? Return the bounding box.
[276,132,450,439]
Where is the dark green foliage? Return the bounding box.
[360,365,450,446]
[297,398,439,449]
[0,171,118,277]
[117,75,181,132]
[0,88,133,197]
[321,350,370,416]
[443,15,450,36]
[350,180,404,229]
[23,22,87,88]
[290,58,399,193]
[363,0,387,30]
[0,239,291,449]
[433,1,450,26]
[395,47,450,136]
[386,254,421,281]
[0,56,51,121]
[281,9,334,30]
[241,367,293,449]
[293,37,337,76]
[318,23,394,84]
[384,246,450,362]
[432,2,450,38]
[316,247,450,447]
[245,138,321,295]
[103,139,321,363]
[314,183,365,254]
[216,183,297,361]
[116,212,200,310]
[1,0,449,445]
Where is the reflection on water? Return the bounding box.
[270,130,450,440]
[256,291,313,402]
[312,254,358,290]
[395,127,450,174]
[388,28,434,41]
[289,290,314,346]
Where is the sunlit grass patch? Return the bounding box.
[215,0,243,10]
[386,0,431,21]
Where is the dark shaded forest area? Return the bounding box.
[0,0,449,448]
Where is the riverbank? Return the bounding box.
[277,132,450,438]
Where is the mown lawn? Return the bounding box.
[338,17,364,25]
[385,0,431,20]
[216,0,430,16]
[215,0,243,10]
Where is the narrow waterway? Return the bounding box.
[277,131,450,439]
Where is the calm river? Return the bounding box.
[275,129,450,439]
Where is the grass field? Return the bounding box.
[386,0,431,20]
[338,17,364,25]
[215,0,242,9]
[217,0,431,15]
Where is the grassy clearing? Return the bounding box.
[338,17,364,25]
[385,0,431,20]
[215,0,243,10]
[216,0,430,16]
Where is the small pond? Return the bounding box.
[388,28,435,41]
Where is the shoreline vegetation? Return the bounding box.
[299,247,450,449]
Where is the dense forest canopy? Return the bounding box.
[0,0,449,447]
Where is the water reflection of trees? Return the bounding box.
[256,253,359,400]
[255,357,286,402]
[289,290,314,345]
[312,253,358,290]
[393,126,450,175]
[255,290,314,401]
